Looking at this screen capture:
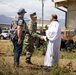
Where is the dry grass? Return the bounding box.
[0,56,76,75]
[73,35,76,41]
[0,40,13,55]
[0,39,76,75]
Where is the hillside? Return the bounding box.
[0,15,12,24]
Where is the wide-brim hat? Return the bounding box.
[17,8,27,14]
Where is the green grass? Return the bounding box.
[60,49,76,59]
[33,46,76,59]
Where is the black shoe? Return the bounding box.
[14,65,23,68]
[14,64,19,68]
[14,62,19,68]
[14,64,23,68]
[43,67,50,72]
[26,61,33,64]
[26,58,33,64]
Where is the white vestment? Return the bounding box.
[44,21,61,67]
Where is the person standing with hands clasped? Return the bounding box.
[42,14,61,72]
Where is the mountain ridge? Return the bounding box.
[0,14,65,26]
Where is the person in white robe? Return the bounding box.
[43,14,61,69]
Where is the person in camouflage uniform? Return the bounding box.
[24,12,41,64]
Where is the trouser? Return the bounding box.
[13,38,23,65]
[25,43,34,61]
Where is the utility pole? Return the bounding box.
[39,0,45,31]
[42,0,44,31]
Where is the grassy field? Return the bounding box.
[0,39,76,75]
[73,36,76,41]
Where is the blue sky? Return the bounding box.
[0,0,65,20]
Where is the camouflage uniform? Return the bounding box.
[24,20,40,63]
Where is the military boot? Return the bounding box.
[14,62,19,68]
[26,58,32,64]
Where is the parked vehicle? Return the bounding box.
[0,30,9,39]
[0,27,2,34]
[9,29,15,41]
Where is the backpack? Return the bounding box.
[9,16,18,42]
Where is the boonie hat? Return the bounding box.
[17,8,27,14]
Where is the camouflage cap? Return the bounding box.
[30,12,37,17]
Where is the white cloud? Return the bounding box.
[0,0,65,20]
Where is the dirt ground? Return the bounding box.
[2,56,76,69]
[0,40,76,75]
[0,55,76,75]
